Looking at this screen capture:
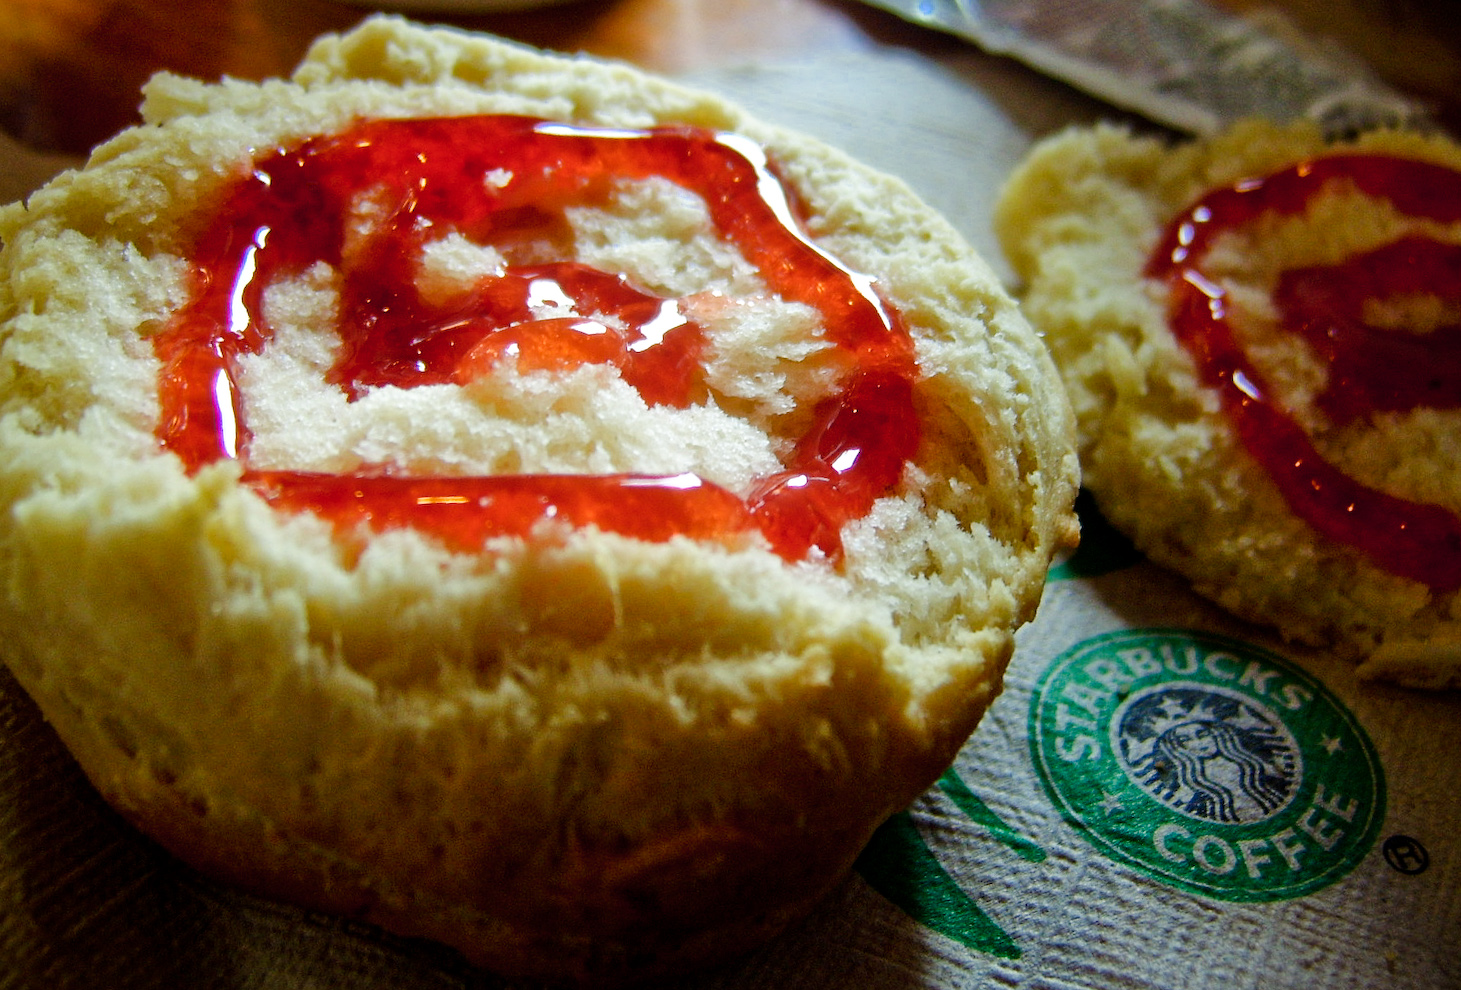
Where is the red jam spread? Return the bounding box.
[1146,154,1461,589]
[153,115,921,561]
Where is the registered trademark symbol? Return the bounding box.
[1382,835,1429,875]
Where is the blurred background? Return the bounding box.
[0,0,1458,157]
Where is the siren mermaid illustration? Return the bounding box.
[1118,688,1300,825]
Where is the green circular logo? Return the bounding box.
[1029,629,1386,901]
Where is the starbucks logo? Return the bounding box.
[1029,629,1385,901]
[1114,685,1301,826]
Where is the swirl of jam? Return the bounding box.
[1146,154,1461,589]
[153,116,922,562]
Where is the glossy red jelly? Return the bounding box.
[154,116,920,561]
[1147,154,1461,589]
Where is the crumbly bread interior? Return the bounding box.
[996,119,1461,689]
[0,16,1078,986]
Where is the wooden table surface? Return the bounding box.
[1,0,1459,157]
[0,0,954,155]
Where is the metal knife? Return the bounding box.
[855,0,1430,135]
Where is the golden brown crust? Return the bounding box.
[33,644,946,986]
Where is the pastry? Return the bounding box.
[997,119,1461,689]
[0,16,1078,985]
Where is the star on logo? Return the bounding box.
[1321,735,1343,755]
[1098,790,1125,815]
[1158,696,1190,720]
